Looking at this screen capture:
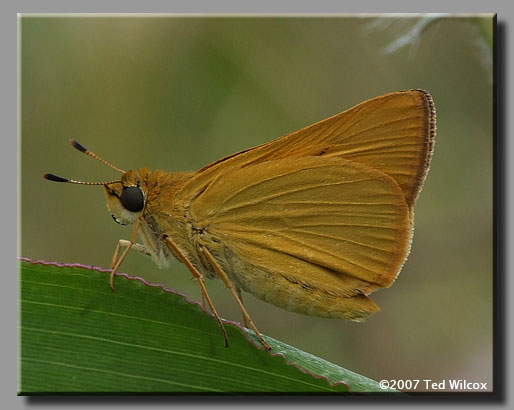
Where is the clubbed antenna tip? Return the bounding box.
[70,139,87,153]
[44,173,69,183]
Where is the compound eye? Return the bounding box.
[120,186,144,212]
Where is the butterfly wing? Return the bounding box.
[179,89,435,210]
[187,157,411,319]
[171,90,434,320]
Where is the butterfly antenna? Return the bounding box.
[70,139,125,174]
[43,173,122,186]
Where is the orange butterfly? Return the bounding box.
[45,89,436,349]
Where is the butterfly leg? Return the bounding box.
[235,287,249,328]
[201,246,271,351]
[109,217,141,292]
[161,234,229,348]
[111,241,150,267]
[189,276,207,310]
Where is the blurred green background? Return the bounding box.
[20,15,493,391]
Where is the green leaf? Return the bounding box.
[19,259,396,394]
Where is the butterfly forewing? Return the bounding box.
[178,89,435,210]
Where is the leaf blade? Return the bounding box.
[19,259,395,394]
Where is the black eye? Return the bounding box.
[120,186,144,212]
